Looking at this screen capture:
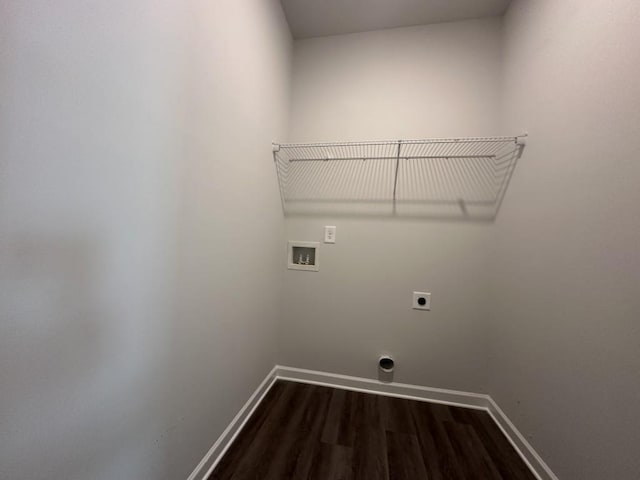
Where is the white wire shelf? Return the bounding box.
[273,135,526,220]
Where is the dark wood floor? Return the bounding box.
[208,380,536,480]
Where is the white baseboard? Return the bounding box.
[275,365,489,410]
[186,366,278,480]
[487,397,559,480]
[187,364,557,480]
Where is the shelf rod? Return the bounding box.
[288,154,496,162]
[276,136,518,148]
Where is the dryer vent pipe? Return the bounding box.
[378,356,395,373]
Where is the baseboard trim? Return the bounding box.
[275,365,489,410]
[187,364,557,480]
[487,397,559,480]
[186,365,278,480]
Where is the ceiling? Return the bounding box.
[281,0,511,39]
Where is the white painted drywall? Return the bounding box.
[281,0,510,38]
[490,1,640,478]
[0,1,291,479]
[289,18,503,142]
[280,19,503,392]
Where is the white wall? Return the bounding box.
[280,19,502,391]
[289,18,502,142]
[490,1,640,478]
[0,1,290,479]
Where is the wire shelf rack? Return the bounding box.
[273,135,526,220]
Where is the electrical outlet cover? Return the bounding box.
[324,225,336,243]
[413,291,431,310]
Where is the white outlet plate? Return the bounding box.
[413,291,431,310]
[324,225,336,244]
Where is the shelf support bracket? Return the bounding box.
[392,140,401,213]
[457,198,468,216]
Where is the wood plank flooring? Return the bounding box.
[208,380,536,480]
